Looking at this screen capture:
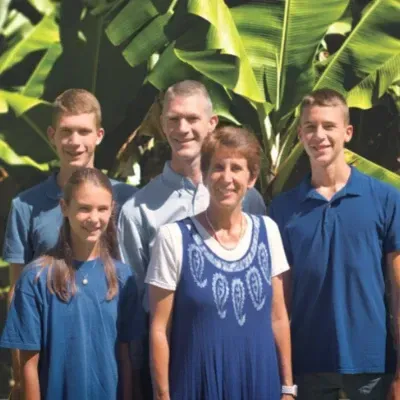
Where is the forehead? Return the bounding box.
[55,112,98,130]
[300,105,347,125]
[71,182,112,204]
[211,146,248,163]
[163,94,209,116]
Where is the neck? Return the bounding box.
[57,163,94,189]
[206,204,243,231]
[70,235,100,261]
[170,156,203,185]
[310,158,351,189]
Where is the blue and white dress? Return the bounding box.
[146,214,290,400]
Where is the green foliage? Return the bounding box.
[0,0,398,194]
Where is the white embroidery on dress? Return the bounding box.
[212,273,229,319]
[232,278,246,326]
[192,215,260,273]
[188,244,207,288]
[258,242,271,285]
[246,266,266,311]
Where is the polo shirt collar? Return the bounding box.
[161,161,199,191]
[45,173,63,200]
[299,166,364,203]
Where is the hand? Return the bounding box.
[387,375,400,400]
[281,395,295,400]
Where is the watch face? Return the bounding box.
[282,385,298,396]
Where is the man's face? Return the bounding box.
[160,94,218,162]
[48,113,104,170]
[298,105,353,168]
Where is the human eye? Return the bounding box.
[79,205,91,212]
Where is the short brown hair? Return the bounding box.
[52,88,102,128]
[299,88,349,124]
[162,80,213,115]
[201,125,261,180]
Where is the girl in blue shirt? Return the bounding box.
[1,168,142,400]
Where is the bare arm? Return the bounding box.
[271,274,293,387]
[149,285,175,400]
[388,251,400,400]
[8,263,24,397]
[20,350,40,400]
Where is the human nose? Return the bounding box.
[67,131,80,145]
[221,167,233,183]
[88,210,99,223]
[177,118,189,132]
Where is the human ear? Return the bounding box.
[47,126,56,144]
[209,114,219,132]
[96,128,105,145]
[345,124,353,143]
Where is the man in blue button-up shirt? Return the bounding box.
[118,80,266,299]
[270,89,400,399]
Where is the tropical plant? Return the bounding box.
[0,0,399,195]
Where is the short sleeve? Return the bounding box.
[263,216,290,277]
[117,269,146,343]
[384,187,400,254]
[2,197,32,264]
[145,224,182,291]
[0,269,42,350]
[117,205,147,293]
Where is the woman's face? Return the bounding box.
[205,146,257,210]
[61,182,113,245]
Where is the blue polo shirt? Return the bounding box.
[269,167,400,374]
[3,173,137,265]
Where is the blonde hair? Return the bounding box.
[52,88,102,128]
[300,88,349,124]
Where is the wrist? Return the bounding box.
[281,384,298,397]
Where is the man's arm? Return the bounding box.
[117,207,148,293]
[388,251,400,400]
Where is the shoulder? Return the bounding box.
[109,179,138,205]
[356,170,400,207]
[16,260,48,293]
[242,187,266,214]
[156,222,182,242]
[269,184,303,221]
[11,177,54,211]
[113,259,133,279]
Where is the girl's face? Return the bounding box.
[61,182,113,245]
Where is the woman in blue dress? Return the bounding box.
[1,168,143,400]
[146,126,295,400]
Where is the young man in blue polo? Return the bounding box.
[270,89,400,399]
[3,88,137,398]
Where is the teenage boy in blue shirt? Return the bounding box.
[270,89,400,399]
[2,88,137,398]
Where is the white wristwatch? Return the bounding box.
[281,384,298,397]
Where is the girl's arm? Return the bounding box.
[271,275,293,390]
[149,285,175,400]
[20,350,40,400]
[118,342,133,400]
